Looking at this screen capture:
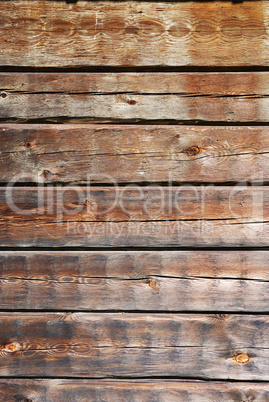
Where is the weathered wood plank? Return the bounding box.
[1,1,269,67]
[1,251,268,280]
[1,220,268,248]
[0,314,268,379]
[3,72,269,95]
[0,187,268,247]
[2,72,269,122]
[3,186,267,222]
[1,125,269,184]
[0,251,269,311]
[1,379,269,401]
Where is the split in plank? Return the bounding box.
[0,251,269,311]
[1,124,269,184]
[0,379,269,401]
[2,72,269,122]
[0,1,269,67]
[0,313,268,380]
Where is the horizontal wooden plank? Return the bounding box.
[0,314,268,379]
[2,251,268,280]
[3,72,269,95]
[1,1,269,67]
[1,379,269,401]
[3,186,268,222]
[1,125,269,184]
[0,251,269,311]
[0,186,268,247]
[1,220,268,248]
[2,72,269,122]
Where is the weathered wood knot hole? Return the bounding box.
[2,342,22,352]
[147,278,158,289]
[42,169,53,180]
[128,99,137,105]
[184,146,201,157]
[24,142,33,149]
[216,314,229,320]
[233,353,250,364]
[1,92,7,99]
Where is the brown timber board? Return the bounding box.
[1,0,269,392]
[0,251,268,311]
[0,186,268,247]
[0,1,269,67]
[1,124,269,184]
[2,72,269,122]
[1,379,269,401]
[0,313,268,380]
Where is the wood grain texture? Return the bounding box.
[2,72,269,122]
[1,1,269,67]
[1,124,269,184]
[0,379,269,401]
[0,186,268,247]
[3,72,269,95]
[1,251,268,280]
[0,251,269,311]
[0,313,268,380]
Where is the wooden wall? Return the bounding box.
[0,0,269,400]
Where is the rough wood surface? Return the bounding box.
[0,379,269,401]
[2,72,269,122]
[1,251,268,280]
[3,72,269,95]
[1,218,268,248]
[0,186,268,247]
[2,0,269,389]
[3,186,267,222]
[1,1,269,67]
[0,313,268,380]
[1,124,269,184]
[0,251,269,311]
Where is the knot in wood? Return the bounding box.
[128,99,137,105]
[84,199,92,206]
[1,92,7,99]
[42,169,53,180]
[216,314,229,320]
[24,142,33,149]
[2,342,22,352]
[147,278,158,289]
[233,353,250,364]
[184,145,201,157]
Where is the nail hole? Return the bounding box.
[184,145,201,157]
[1,92,7,99]
[128,99,136,105]
[84,199,91,206]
